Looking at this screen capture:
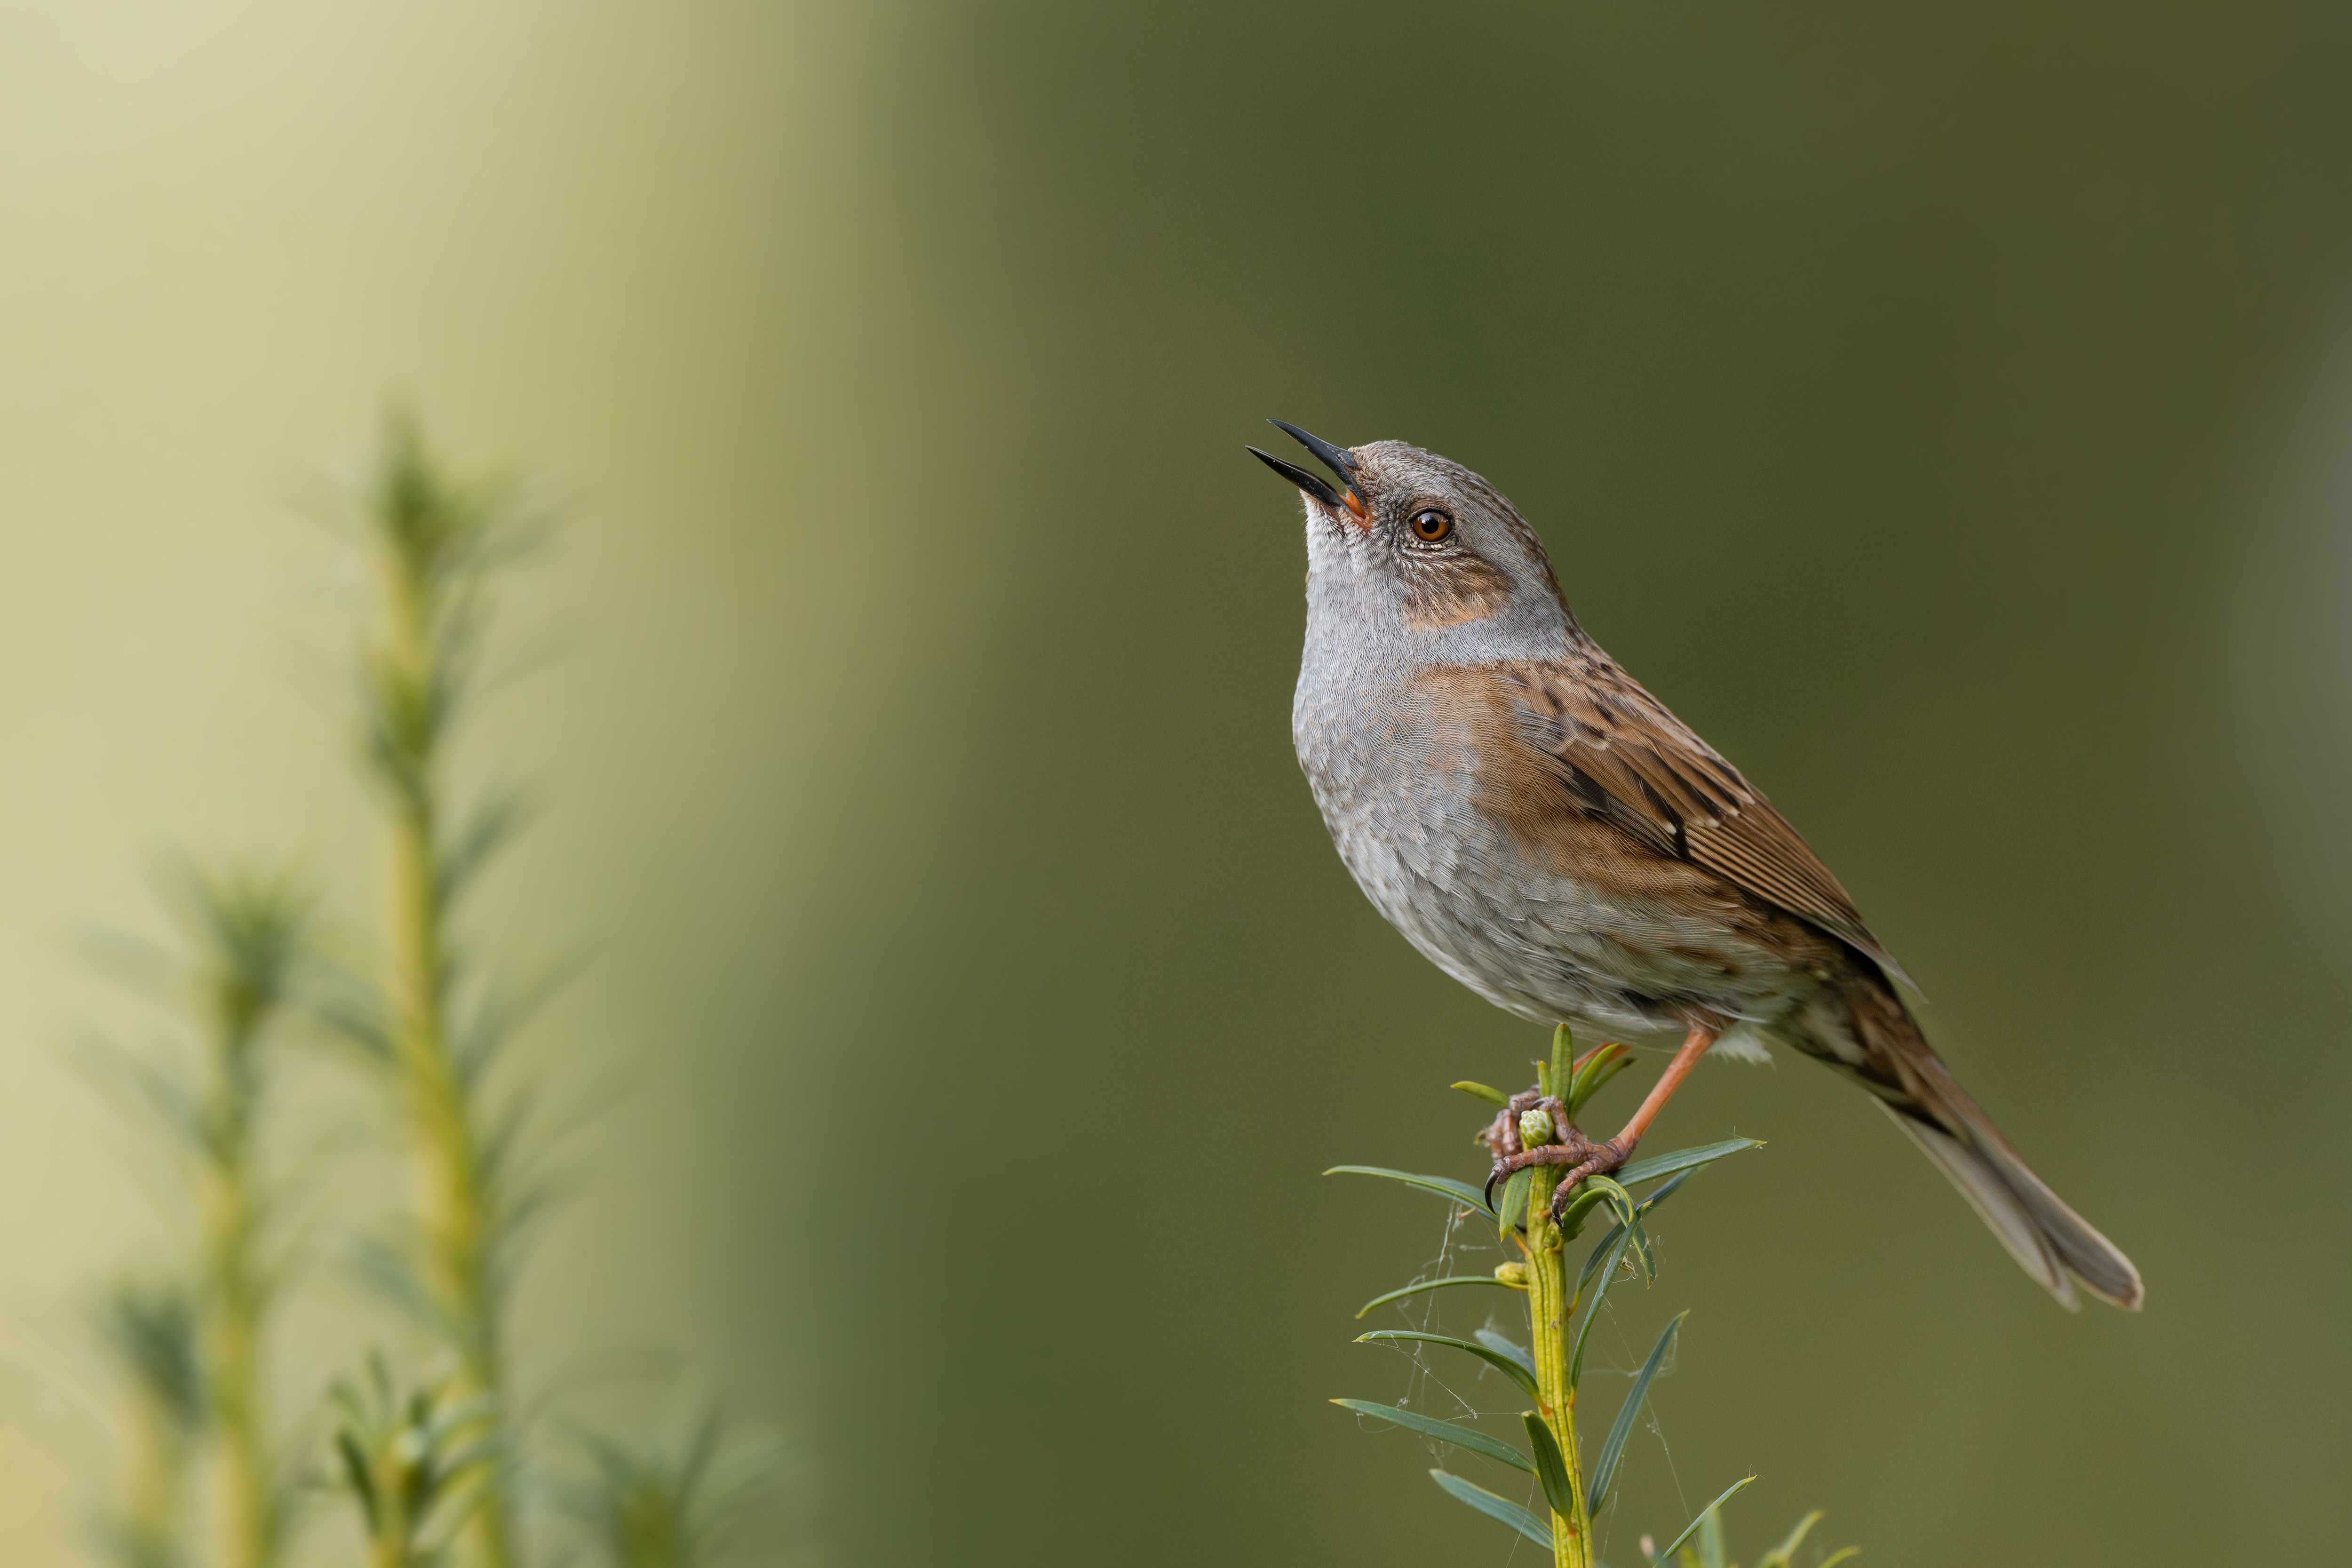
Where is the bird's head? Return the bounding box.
[1248,422,1574,660]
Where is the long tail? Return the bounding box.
[1802,975,2145,1311]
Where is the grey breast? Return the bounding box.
[1292,653,1621,1028]
[1296,648,1796,1041]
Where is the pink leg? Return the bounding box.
[1543,1027,1718,1214]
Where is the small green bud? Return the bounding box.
[1493,1261,1529,1288]
[1519,1107,1555,1147]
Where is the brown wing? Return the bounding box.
[1502,655,1917,990]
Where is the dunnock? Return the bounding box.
[1252,422,2141,1310]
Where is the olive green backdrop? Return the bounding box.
[1,2,2346,1563]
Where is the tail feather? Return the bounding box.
[1903,1059,2146,1310]
[1807,972,2146,1311]
[1985,1153,2144,1310]
[1878,1104,2082,1308]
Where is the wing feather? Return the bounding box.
[1503,656,1916,990]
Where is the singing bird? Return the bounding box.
[1251,422,2141,1310]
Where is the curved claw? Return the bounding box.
[1544,1137,1637,1221]
[1478,1090,1591,1215]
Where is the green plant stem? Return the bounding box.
[201,1000,272,1568]
[357,1474,416,1568]
[383,512,516,1568]
[173,867,308,1568]
[125,1409,192,1568]
[1526,1174,1594,1568]
[366,1499,415,1568]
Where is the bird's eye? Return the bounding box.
[1410,508,1454,542]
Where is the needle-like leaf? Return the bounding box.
[1566,1042,1634,1122]
[1472,1329,1538,1386]
[1699,1503,1728,1568]
[1577,1167,1698,1297]
[1496,1168,1534,1239]
[1557,1171,1638,1246]
[1583,1174,1637,1227]
[1757,1509,1823,1567]
[1522,1412,1577,1521]
[1647,1475,1756,1565]
[1355,1274,1520,1319]
[1324,1165,1498,1221]
[1637,1165,1698,1210]
[1613,1139,1759,1188]
[1355,1331,1540,1398]
[1569,1222,1638,1393]
[1452,1081,1510,1106]
[1429,1470,1553,1549]
[1628,1214,1657,1283]
[1329,1400,1533,1473]
[1554,1184,1611,1239]
[1587,1310,1687,1513]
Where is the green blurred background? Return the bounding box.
[3,1,2349,1562]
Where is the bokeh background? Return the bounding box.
[3,1,2350,1562]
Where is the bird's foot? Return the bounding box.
[1478,1087,1638,1216]
[1542,1134,1637,1220]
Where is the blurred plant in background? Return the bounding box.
[549,1418,783,1568]
[329,1355,499,1568]
[84,866,313,1568]
[78,417,778,1568]
[187,873,314,1568]
[330,411,548,1567]
[1641,1507,1858,1568]
[93,1280,205,1568]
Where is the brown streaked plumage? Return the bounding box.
[1502,654,1915,988]
[1398,555,1515,629]
[1261,421,2143,1311]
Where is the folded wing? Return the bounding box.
[1502,655,1917,991]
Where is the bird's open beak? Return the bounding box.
[1246,446,1342,510]
[1248,420,1369,524]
